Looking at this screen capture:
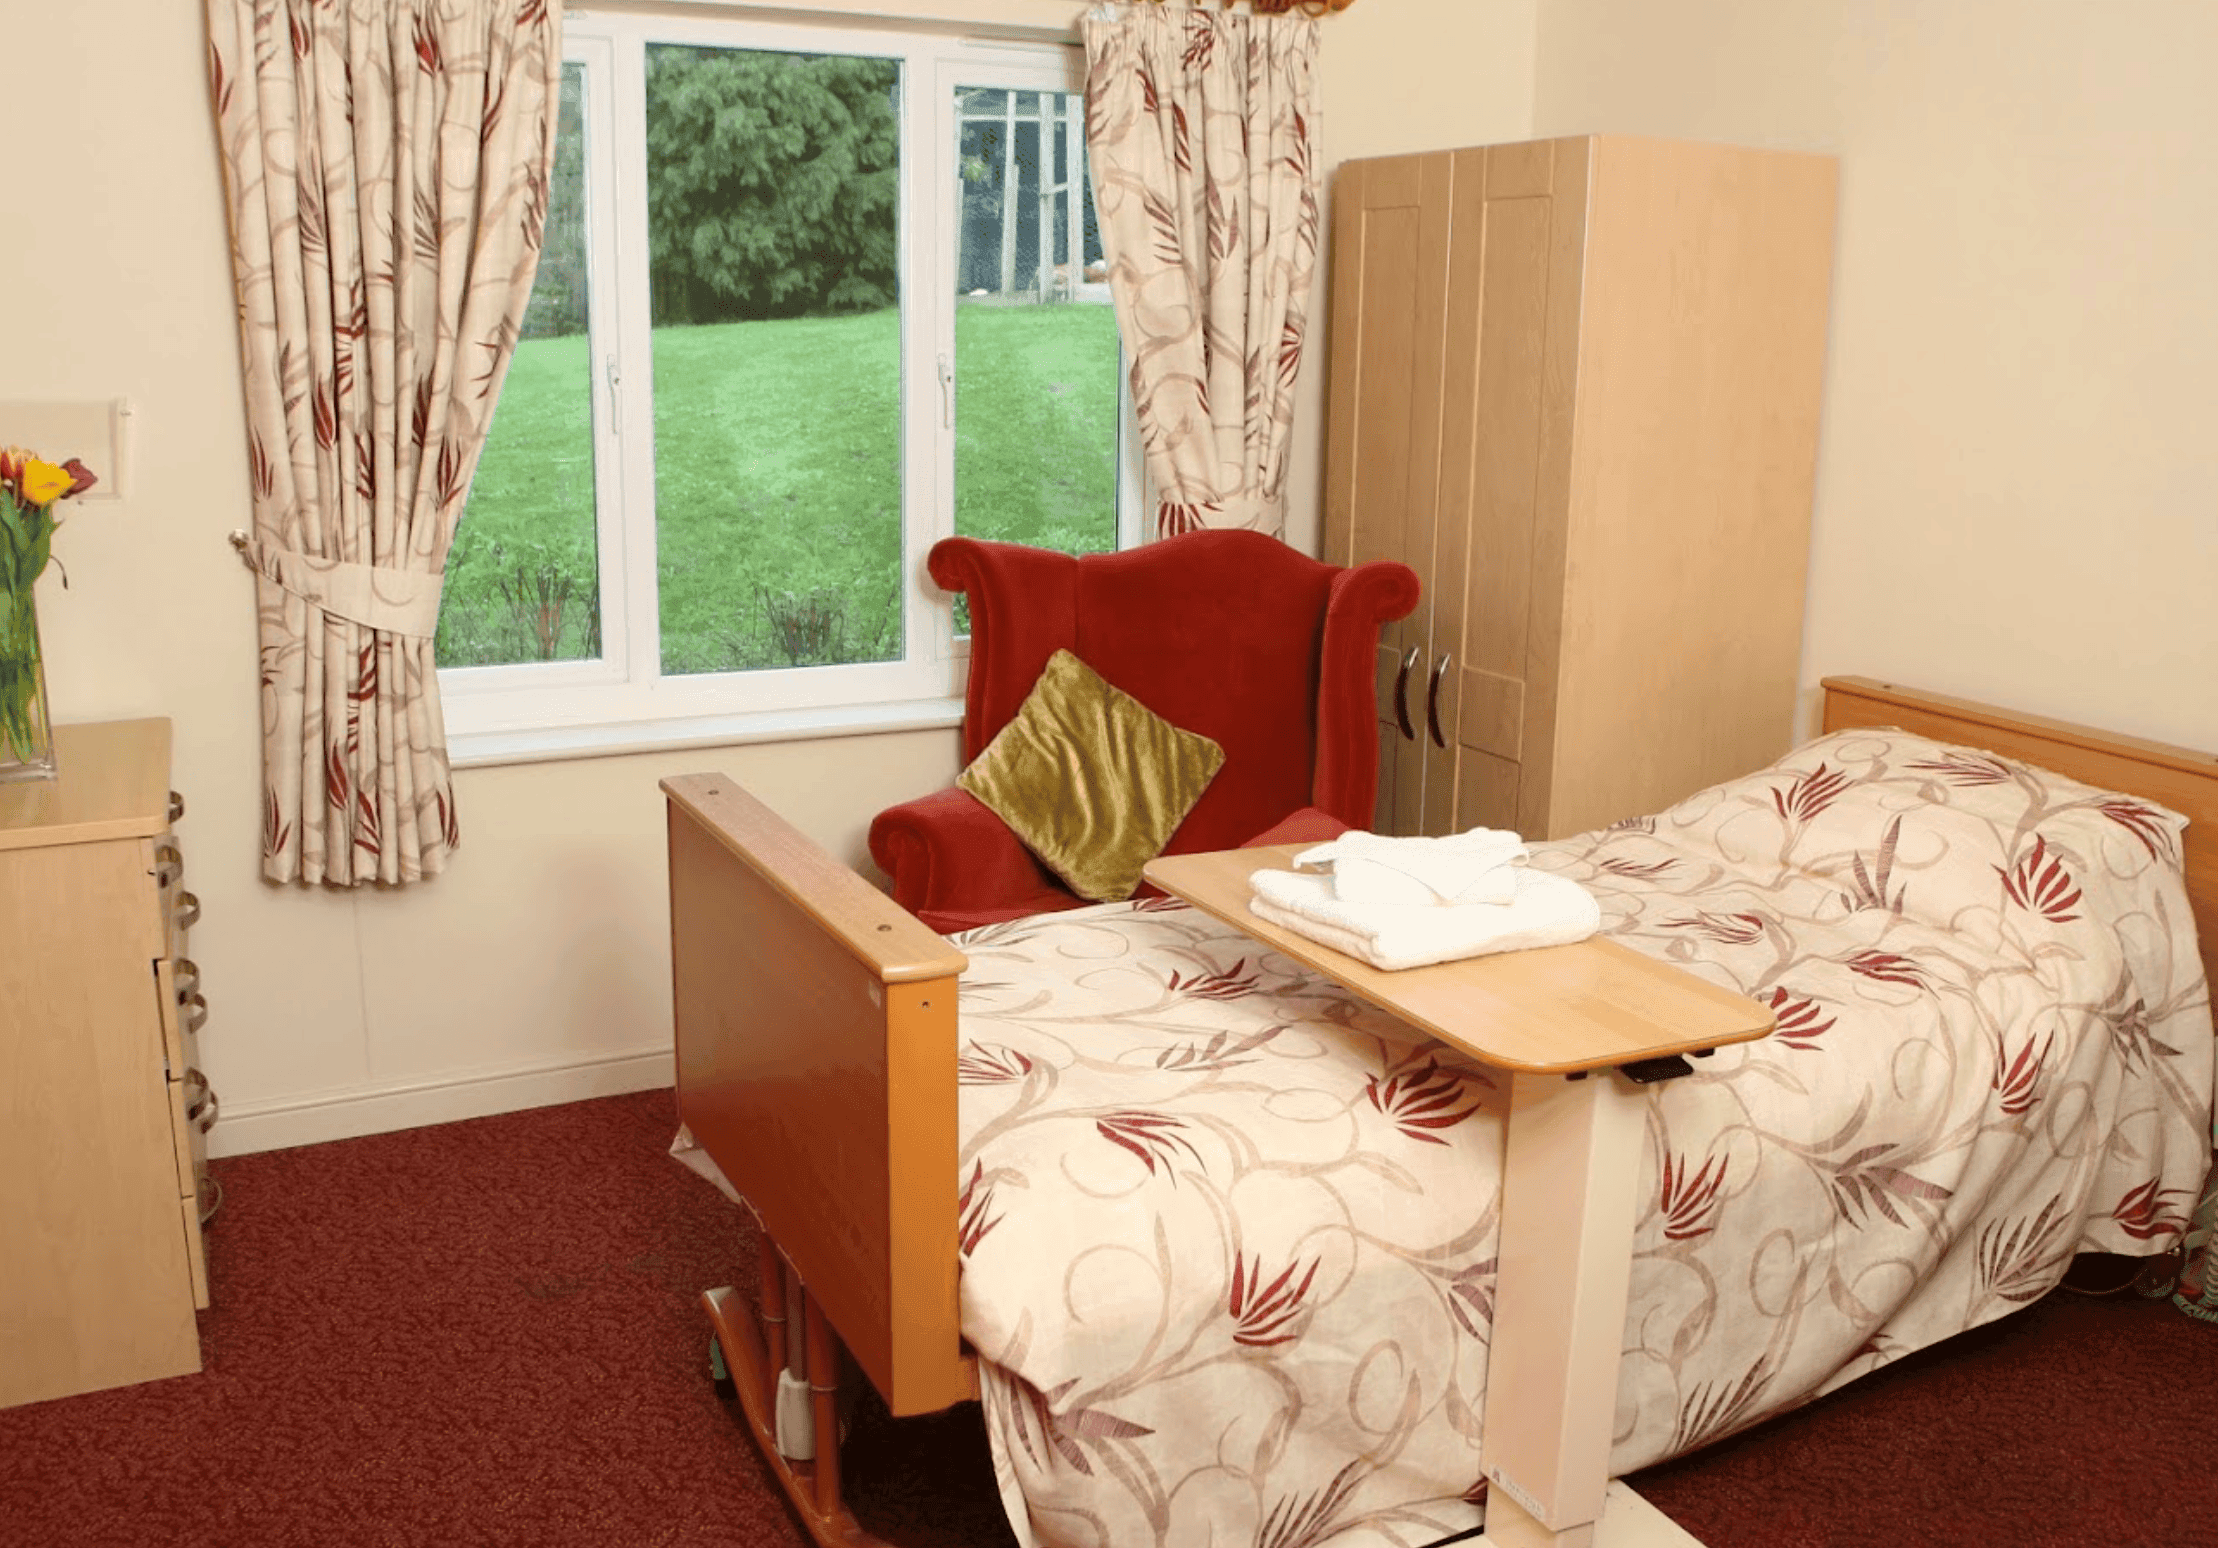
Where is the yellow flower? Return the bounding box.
[18,458,74,505]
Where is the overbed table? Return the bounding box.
[1143,845,1776,1548]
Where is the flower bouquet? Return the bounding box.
[0,447,98,781]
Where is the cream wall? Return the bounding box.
[3,0,1534,1155]
[1531,0,2218,752]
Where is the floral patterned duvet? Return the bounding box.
[952,729,2214,1548]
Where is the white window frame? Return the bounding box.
[440,13,1141,766]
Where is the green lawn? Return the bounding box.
[439,302,1123,672]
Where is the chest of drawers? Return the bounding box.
[0,719,211,1408]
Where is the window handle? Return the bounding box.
[938,353,955,430]
[605,355,622,434]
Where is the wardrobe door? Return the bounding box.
[1324,153,1453,834]
[1424,139,1580,838]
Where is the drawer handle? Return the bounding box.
[198,1171,224,1226]
[175,959,200,1001]
[182,992,209,1036]
[184,1067,219,1133]
[169,789,186,824]
[174,890,202,932]
[154,841,184,889]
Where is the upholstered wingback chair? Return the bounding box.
[869,530,1420,935]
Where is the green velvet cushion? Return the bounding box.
[957,649,1226,903]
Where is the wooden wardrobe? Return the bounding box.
[1322,135,1839,840]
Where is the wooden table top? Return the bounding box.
[1142,845,1774,1075]
[0,719,172,852]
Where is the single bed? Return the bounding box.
[663,676,2218,1548]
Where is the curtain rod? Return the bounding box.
[1138,0,1357,14]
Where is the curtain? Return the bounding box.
[1082,2,1321,542]
[206,0,559,885]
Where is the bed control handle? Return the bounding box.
[1426,650,1451,749]
[1393,645,1419,740]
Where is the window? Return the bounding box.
[437,15,1139,749]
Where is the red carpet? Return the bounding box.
[1,1089,2209,1547]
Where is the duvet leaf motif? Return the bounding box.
[2000,835,2083,923]
[957,1042,1034,1085]
[1907,750,2015,787]
[2094,797,2179,862]
[1770,762,1851,825]
[1164,958,1260,1001]
[958,1160,1003,1257]
[1094,1110,1204,1178]
[1992,1032,2054,1117]
[1229,1252,1321,1347]
[1765,986,1838,1050]
[1826,1145,1953,1228]
[1365,1057,1488,1145]
[1845,950,1928,989]
[1660,1151,1731,1241]
[2113,1177,2190,1241]
[1006,1374,1154,1477]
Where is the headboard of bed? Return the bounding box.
[1821,676,2218,1004]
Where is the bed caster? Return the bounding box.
[709,1331,735,1399]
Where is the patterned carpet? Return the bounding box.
[1,1089,2208,1547]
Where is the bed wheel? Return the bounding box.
[709,1331,735,1398]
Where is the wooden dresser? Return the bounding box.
[1324,135,1839,839]
[0,719,211,1408]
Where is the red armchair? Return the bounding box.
[870,530,1421,935]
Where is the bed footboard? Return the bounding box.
[663,773,973,1420]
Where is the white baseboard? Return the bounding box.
[205,1044,677,1158]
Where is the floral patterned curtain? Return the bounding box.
[1082,2,1320,541]
[205,0,559,885]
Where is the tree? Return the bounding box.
[644,46,899,325]
[519,65,588,340]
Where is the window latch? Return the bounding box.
[605,355,622,434]
[938,352,954,430]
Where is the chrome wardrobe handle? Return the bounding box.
[1393,645,1420,740]
[1427,651,1452,749]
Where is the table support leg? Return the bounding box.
[1480,1069,1650,1544]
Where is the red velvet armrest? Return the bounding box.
[1239,806,1352,849]
[867,785,1080,931]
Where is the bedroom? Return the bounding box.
[2,0,2211,1539]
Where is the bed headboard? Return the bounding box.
[1821,676,2218,1005]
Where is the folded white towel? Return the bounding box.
[1249,864,1600,971]
[1294,828,1528,907]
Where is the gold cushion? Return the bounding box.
[958,649,1226,903]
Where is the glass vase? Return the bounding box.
[0,583,57,784]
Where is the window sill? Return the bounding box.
[446,696,967,770]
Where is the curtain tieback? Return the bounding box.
[229,532,445,638]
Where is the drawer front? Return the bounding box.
[180,1190,210,1311]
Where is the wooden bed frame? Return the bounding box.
[661,675,2218,1546]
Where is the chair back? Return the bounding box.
[931,531,1419,854]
